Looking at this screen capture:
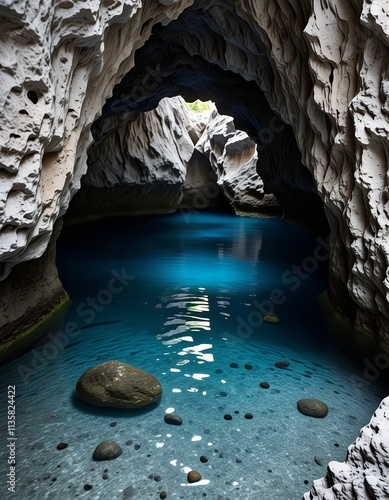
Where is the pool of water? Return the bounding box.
[0,212,386,500]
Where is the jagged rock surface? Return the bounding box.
[68,96,198,218]
[304,396,389,499]
[196,108,280,215]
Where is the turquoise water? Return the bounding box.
[0,212,386,500]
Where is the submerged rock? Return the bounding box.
[275,361,289,369]
[164,413,183,425]
[76,360,162,409]
[297,399,328,418]
[264,313,280,323]
[187,470,202,483]
[93,440,122,461]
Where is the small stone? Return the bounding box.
[160,492,167,499]
[134,444,141,450]
[164,414,183,425]
[56,443,68,450]
[84,484,93,491]
[297,399,328,418]
[223,414,232,420]
[102,473,109,480]
[264,313,279,323]
[314,456,324,466]
[244,364,253,370]
[259,382,270,389]
[110,422,117,427]
[188,470,202,483]
[244,413,253,419]
[229,362,239,368]
[93,440,122,461]
[200,456,208,463]
[125,440,133,446]
[275,361,289,368]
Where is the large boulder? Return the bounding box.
[76,360,162,409]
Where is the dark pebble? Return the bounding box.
[260,382,270,389]
[93,440,122,461]
[125,440,133,446]
[236,459,242,463]
[297,399,328,418]
[160,493,167,499]
[134,444,141,450]
[56,443,68,450]
[84,484,93,491]
[188,470,202,483]
[102,473,108,480]
[219,391,228,397]
[244,413,253,419]
[200,456,208,463]
[229,362,239,368]
[275,361,289,368]
[244,364,253,370]
[334,443,339,447]
[110,422,117,427]
[234,410,239,414]
[304,480,309,485]
[224,414,232,420]
[215,369,223,374]
[164,414,183,426]
[314,456,324,466]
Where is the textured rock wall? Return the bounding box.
[196,108,281,215]
[304,395,389,499]
[0,0,194,282]
[68,96,197,219]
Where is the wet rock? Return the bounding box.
[93,440,122,461]
[76,360,162,409]
[259,382,270,389]
[264,313,279,323]
[164,414,183,425]
[275,361,289,368]
[160,492,167,499]
[244,364,253,370]
[125,440,133,446]
[244,413,253,419]
[297,399,328,418]
[200,455,208,463]
[56,442,68,450]
[224,414,232,420]
[229,362,239,368]
[314,456,324,466]
[84,484,93,491]
[102,473,109,480]
[188,470,202,483]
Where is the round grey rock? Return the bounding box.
[76,360,162,409]
[297,399,328,418]
[93,440,122,461]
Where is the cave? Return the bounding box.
[0,1,389,499]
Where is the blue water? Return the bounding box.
[0,212,386,500]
